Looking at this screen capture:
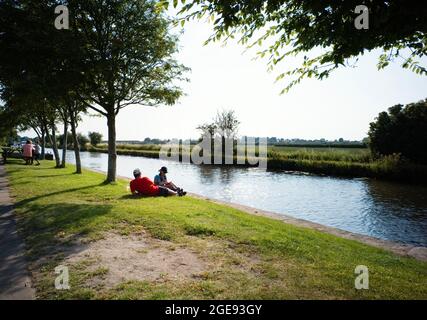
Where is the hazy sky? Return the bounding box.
[24,18,427,141]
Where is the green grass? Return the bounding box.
[5,159,427,299]
[269,145,372,163]
[90,143,371,163]
[97,143,162,151]
[86,145,161,159]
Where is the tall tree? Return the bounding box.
[368,99,427,163]
[0,107,20,146]
[68,0,188,182]
[214,109,240,139]
[58,106,69,168]
[214,109,240,163]
[0,0,87,167]
[19,107,49,159]
[0,86,51,159]
[44,106,62,168]
[197,123,217,140]
[67,100,85,174]
[175,0,427,92]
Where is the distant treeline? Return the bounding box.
[273,143,366,149]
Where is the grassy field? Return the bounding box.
[5,159,427,299]
[91,143,371,163]
[269,145,371,163]
[88,143,372,164]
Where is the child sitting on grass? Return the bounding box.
[154,166,186,196]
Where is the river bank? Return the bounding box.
[50,147,427,246]
[83,145,427,184]
[4,159,427,299]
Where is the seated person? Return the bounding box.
[32,141,41,166]
[130,168,180,197]
[154,166,186,196]
[22,140,33,165]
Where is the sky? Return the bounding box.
[23,17,427,141]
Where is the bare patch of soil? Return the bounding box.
[185,236,263,275]
[65,232,206,288]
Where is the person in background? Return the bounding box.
[22,140,33,165]
[154,166,186,196]
[130,168,182,197]
[32,140,41,166]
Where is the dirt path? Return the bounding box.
[0,165,35,300]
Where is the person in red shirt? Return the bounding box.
[130,168,179,197]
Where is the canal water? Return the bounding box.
[60,149,427,246]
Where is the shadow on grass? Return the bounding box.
[119,194,152,200]
[4,165,55,176]
[15,184,104,207]
[4,161,27,167]
[6,173,77,187]
[35,173,76,178]
[20,202,114,262]
[1,168,24,176]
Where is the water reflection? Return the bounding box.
[362,180,427,245]
[60,149,427,246]
[195,165,217,185]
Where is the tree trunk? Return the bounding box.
[49,125,61,168]
[222,136,226,164]
[33,129,42,146]
[61,121,68,168]
[30,124,44,159]
[41,130,46,160]
[106,112,117,183]
[69,110,82,174]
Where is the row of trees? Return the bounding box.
[57,132,102,149]
[0,0,187,182]
[1,1,425,180]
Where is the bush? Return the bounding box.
[77,133,90,148]
[88,132,103,146]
